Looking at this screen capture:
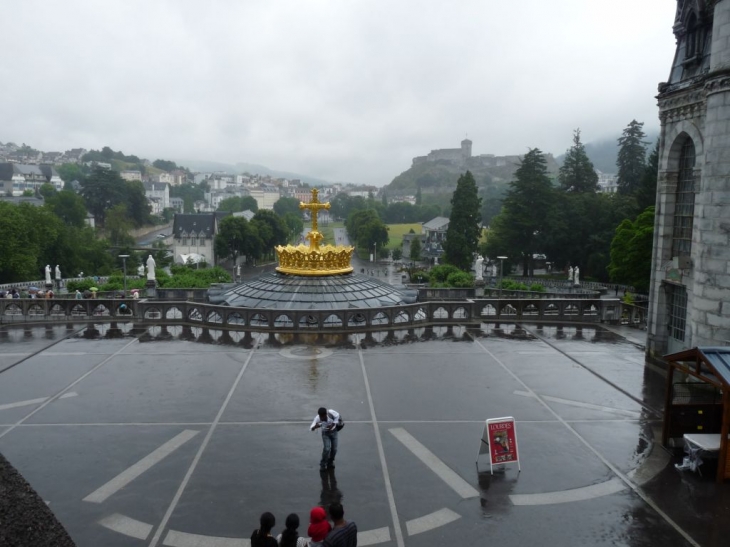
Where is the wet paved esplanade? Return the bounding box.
[0,324,726,546]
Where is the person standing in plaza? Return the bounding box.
[322,503,356,547]
[310,407,343,471]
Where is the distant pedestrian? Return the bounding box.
[276,513,310,547]
[75,290,82,300]
[614,284,619,296]
[251,512,278,547]
[308,506,331,547]
[322,503,356,547]
[310,407,344,471]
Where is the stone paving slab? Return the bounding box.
[0,324,722,546]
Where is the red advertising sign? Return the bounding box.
[486,417,519,466]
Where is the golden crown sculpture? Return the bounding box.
[275,188,354,276]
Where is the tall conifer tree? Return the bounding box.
[443,171,482,271]
[486,149,554,276]
[559,129,598,193]
[616,120,648,195]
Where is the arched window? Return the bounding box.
[672,139,696,257]
[686,12,698,58]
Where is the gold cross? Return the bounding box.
[299,188,331,235]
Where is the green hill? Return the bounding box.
[384,154,559,197]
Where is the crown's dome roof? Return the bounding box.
[219,272,415,310]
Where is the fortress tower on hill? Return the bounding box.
[411,138,558,172]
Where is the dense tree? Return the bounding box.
[485,150,554,276]
[152,159,178,172]
[217,195,259,213]
[273,196,301,217]
[251,210,289,253]
[124,180,151,227]
[39,183,57,200]
[345,209,389,252]
[282,212,304,241]
[616,120,648,195]
[79,167,127,227]
[0,202,113,283]
[410,237,422,262]
[105,204,134,247]
[330,193,367,220]
[443,171,482,271]
[215,216,263,265]
[46,190,88,227]
[636,141,659,211]
[608,207,655,292]
[559,129,598,193]
[479,184,504,227]
[56,163,87,185]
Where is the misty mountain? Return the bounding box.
[176,158,332,186]
[556,131,659,174]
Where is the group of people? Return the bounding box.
[251,503,357,547]
[0,288,53,299]
[248,407,356,546]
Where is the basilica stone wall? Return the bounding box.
[648,0,730,361]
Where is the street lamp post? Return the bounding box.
[497,256,508,297]
[119,254,130,297]
[374,242,377,263]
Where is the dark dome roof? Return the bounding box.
[219,272,415,310]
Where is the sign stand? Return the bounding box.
[476,416,521,474]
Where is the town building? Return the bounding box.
[171,212,231,265]
[422,216,450,258]
[647,0,730,359]
[596,170,618,193]
[0,163,63,196]
[143,182,170,213]
[120,170,142,181]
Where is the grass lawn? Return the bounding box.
[318,221,344,244]
[384,223,422,250]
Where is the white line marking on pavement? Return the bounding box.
[0,337,140,441]
[84,430,200,503]
[147,337,261,547]
[164,529,249,547]
[101,514,390,547]
[406,508,461,536]
[0,392,77,411]
[389,428,479,499]
[358,338,405,547]
[472,337,701,547]
[99,513,154,540]
[358,526,392,546]
[513,390,642,418]
[510,477,627,505]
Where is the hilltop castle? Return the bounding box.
[412,138,557,172]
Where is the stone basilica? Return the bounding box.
[647,0,730,359]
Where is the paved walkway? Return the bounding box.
[0,322,726,546]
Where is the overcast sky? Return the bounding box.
[1,1,677,185]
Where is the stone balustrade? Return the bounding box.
[0,296,618,333]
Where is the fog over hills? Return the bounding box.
[556,131,660,174]
[175,158,333,186]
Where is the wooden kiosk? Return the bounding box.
[662,347,730,483]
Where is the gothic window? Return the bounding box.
[671,139,695,257]
[686,12,698,58]
[667,283,688,343]
[190,237,197,246]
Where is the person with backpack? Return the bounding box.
[310,407,344,472]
